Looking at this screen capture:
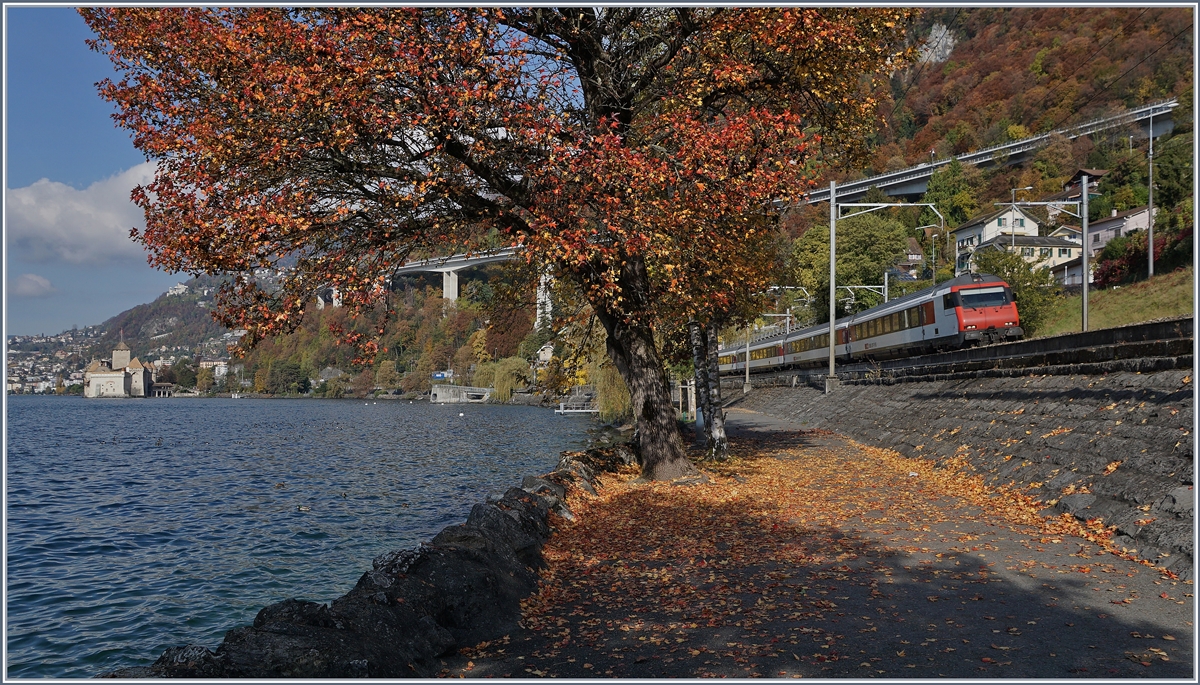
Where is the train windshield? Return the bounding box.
[959,286,1009,308]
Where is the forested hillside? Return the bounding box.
[869,7,1192,174]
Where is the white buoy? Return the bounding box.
[459,412,464,417]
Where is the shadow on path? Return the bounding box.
[438,409,1194,678]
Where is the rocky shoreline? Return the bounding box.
[103,442,635,678]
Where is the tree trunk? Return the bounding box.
[687,320,712,448]
[594,307,697,480]
[705,321,729,460]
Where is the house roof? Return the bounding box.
[1050,255,1084,272]
[977,235,1079,250]
[114,342,130,351]
[1065,169,1108,188]
[952,205,1040,235]
[1091,205,1150,228]
[1051,224,1081,235]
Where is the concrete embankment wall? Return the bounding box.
[733,370,1194,579]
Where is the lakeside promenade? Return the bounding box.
[439,408,1194,678]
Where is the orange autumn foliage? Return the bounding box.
[82,8,914,479]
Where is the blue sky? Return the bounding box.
[5,6,183,336]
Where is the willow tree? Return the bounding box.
[84,7,913,480]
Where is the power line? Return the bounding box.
[1049,21,1193,132]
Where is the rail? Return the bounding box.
[727,316,1193,386]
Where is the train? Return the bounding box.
[718,272,1023,375]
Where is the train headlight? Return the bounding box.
[1004,322,1015,326]
[965,325,977,330]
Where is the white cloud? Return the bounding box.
[10,273,58,298]
[6,161,156,264]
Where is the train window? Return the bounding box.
[942,293,956,309]
[960,286,1008,308]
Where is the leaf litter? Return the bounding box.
[442,432,1191,677]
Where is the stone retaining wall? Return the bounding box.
[733,370,1194,579]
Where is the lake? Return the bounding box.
[5,395,593,678]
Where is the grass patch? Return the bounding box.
[1034,266,1194,338]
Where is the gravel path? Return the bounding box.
[438,409,1194,678]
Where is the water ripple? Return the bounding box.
[6,395,589,678]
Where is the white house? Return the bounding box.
[953,206,1041,274]
[1085,206,1153,256]
[965,235,1081,274]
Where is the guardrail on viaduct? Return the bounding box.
[803,98,1178,204]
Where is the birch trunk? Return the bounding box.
[705,321,729,460]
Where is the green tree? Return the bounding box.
[920,158,979,228]
[268,360,305,394]
[972,249,1059,336]
[790,212,908,320]
[174,357,197,389]
[1153,132,1194,211]
[490,357,531,403]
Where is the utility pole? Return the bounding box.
[827,181,837,393]
[931,236,938,284]
[1082,174,1090,332]
[1148,113,1155,277]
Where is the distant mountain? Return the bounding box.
[87,274,235,362]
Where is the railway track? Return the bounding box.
[726,316,1193,388]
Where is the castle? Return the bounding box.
[83,342,157,398]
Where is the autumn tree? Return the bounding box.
[375,359,401,389]
[196,367,214,393]
[84,8,913,480]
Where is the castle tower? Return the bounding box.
[112,341,131,370]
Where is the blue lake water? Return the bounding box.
[5,395,592,678]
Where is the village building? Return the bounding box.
[952,205,1042,274]
[1044,169,1107,224]
[966,234,1082,273]
[83,342,158,398]
[1086,205,1153,256]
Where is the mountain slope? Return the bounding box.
[870,7,1193,172]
